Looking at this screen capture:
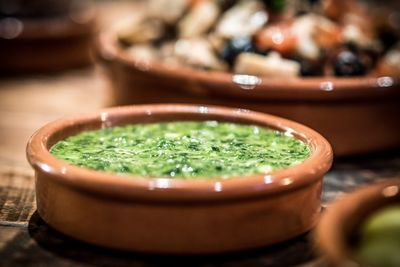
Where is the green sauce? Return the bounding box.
[50,121,310,179]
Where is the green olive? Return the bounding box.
[357,205,400,267]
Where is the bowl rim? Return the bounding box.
[96,29,400,100]
[27,104,333,202]
[315,179,400,266]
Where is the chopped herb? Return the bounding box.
[50,121,310,179]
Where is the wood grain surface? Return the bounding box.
[0,164,35,225]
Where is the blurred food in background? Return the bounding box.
[0,0,96,74]
[115,0,400,78]
[0,0,72,17]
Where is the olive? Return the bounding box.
[343,43,378,69]
[220,36,263,66]
[333,49,366,76]
[299,58,325,76]
[357,205,400,267]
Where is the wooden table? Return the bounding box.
[1,2,400,266]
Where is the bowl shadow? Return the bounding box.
[28,211,318,267]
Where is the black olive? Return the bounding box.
[342,42,378,69]
[299,59,324,76]
[333,49,366,76]
[220,36,263,66]
[292,53,326,76]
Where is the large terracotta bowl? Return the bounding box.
[96,30,400,156]
[315,179,400,266]
[0,6,96,74]
[26,104,332,254]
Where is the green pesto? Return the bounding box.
[50,121,311,179]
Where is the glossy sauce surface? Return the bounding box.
[50,121,310,179]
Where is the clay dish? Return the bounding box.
[0,5,96,74]
[315,179,400,267]
[27,104,333,254]
[95,29,400,156]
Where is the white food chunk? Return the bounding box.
[216,0,268,38]
[342,24,382,52]
[148,0,188,24]
[291,14,321,60]
[171,38,228,71]
[384,45,400,69]
[379,47,400,76]
[125,45,159,63]
[234,52,300,78]
[178,1,220,38]
[292,14,338,60]
[116,15,163,44]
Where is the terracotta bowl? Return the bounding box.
[315,179,400,267]
[0,6,96,74]
[95,30,400,156]
[27,104,332,254]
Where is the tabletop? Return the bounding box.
[1,2,400,267]
[1,68,399,267]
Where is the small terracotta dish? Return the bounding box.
[0,5,96,74]
[27,104,333,254]
[96,30,400,156]
[315,179,400,267]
